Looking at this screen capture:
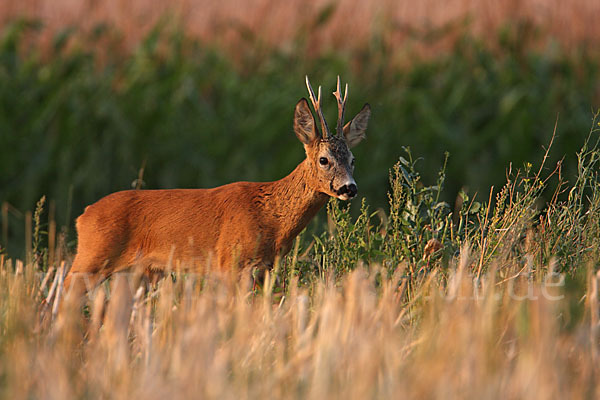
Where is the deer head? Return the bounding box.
[293,76,371,200]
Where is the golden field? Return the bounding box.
[1,0,599,56]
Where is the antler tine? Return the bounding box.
[332,75,348,136]
[305,75,331,138]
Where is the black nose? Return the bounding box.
[348,183,357,197]
[339,183,358,198]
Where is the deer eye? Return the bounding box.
[319,157,329,166]
[351,158,355,167]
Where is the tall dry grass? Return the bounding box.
[1,252,598,399]
[1,0,599,56]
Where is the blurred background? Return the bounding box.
[1,0,599,257]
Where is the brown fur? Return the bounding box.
[64,80,370,295]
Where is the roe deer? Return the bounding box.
[64,76,371,295]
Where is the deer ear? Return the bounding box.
[294,98,320,145]
[343,103,370,148]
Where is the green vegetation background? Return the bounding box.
[0,20,598,257]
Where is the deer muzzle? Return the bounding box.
[336,182,358,200]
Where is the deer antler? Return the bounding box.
[305,76,331,138]
[332,75,348,136]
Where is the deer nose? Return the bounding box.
[338,183,358,198]
[347,183,358,197]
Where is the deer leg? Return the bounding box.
[63,255,111,304]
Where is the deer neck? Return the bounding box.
[263,159,328,249]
